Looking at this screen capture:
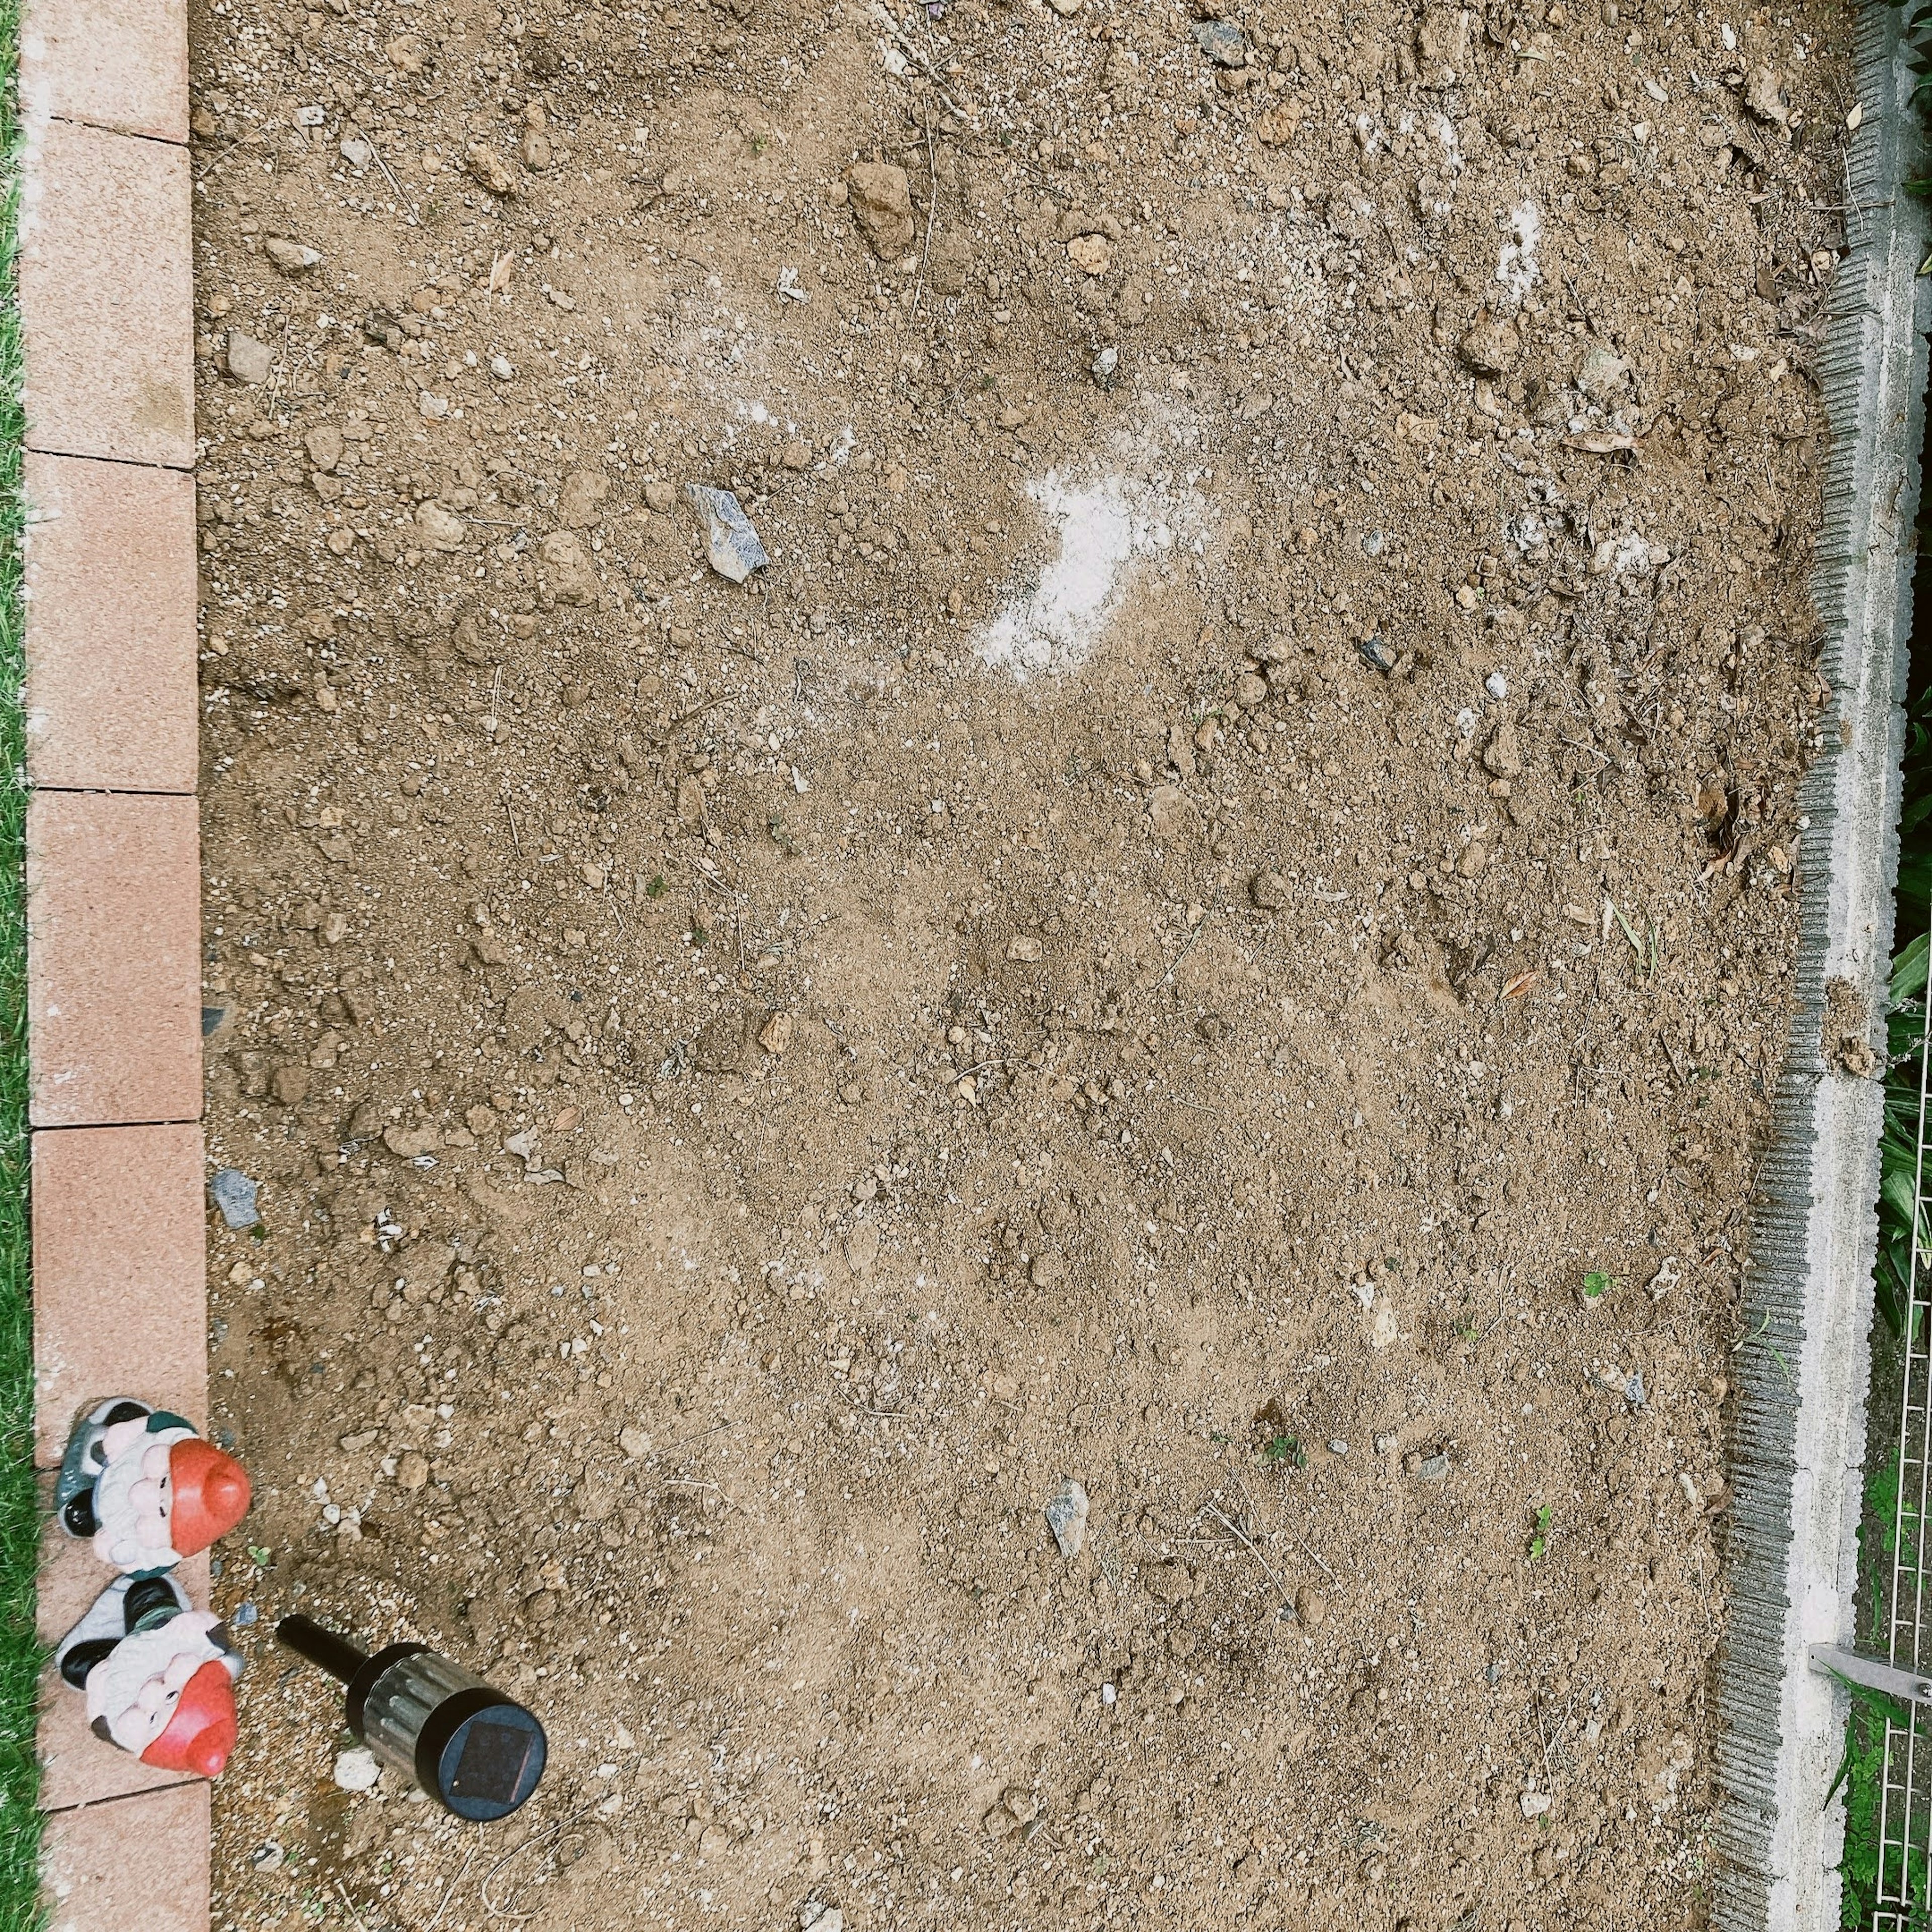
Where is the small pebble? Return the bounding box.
[1045,1478,1090,1557]
[688,485,769,584]
[208,1167,260,1229]
[265,238,321,275]
[1192,18,1248,65]
[226,331,273,385]
[334,1747,380,1793]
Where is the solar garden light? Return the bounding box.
[276,1614,546,1820]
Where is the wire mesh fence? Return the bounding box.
[1875,910,1932,1928]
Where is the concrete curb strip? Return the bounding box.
[19,0,209,1919]
[1710,5,1930,1926]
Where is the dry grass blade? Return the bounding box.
[1199,1500,1294,1609]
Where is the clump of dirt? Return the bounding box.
[190,0,1850,1922]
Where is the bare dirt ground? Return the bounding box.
[186,0,1855,1922]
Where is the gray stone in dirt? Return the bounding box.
[1045,1478,1089,1557]
[1192,19,1247,65]
[265,238,321,275]
[503,1129,564,1185]
[1625,1370,1646,1407]
[1355,634,1396,673]
[334,1747,379,1793]
[226,331,273,384]
[1576,339,1630,399]
[687,485,769,584]
[209,1167,260,1229]
[1413,1452,1450,1482]
[339,134,373,169]
[800,1905,844,1932]
[1090,345,1118,387]
[415,502,466,552]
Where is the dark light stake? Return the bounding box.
[276,1615,546,1821]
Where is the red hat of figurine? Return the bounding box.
[140,1660,237,1779]
[167,1439,252,1557]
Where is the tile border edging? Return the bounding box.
[21,0,209,1923]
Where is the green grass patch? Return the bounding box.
[0,0,43,1912]
[1829,1671,1932,1926]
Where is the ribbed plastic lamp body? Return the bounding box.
[277,1615,546,1821]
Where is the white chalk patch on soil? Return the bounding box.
[978,471,1191,679]
[1601,531,1661,576]
[1496,200,1543,304]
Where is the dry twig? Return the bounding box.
[428,1847,477,1931]
[1199,1500,1294,1609]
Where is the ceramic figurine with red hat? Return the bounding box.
[56,1398,252,1573]
[56,1572,243,1779]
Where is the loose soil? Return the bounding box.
[187,0,1856,1923]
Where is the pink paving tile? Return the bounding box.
[32,1123,206,1467]
[40,1778,208,1928]
[36,1525,211,1814]
[20,0,190,145]
[23,453,198,794]
[20,118,193,468]
[26,793,200,1130]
